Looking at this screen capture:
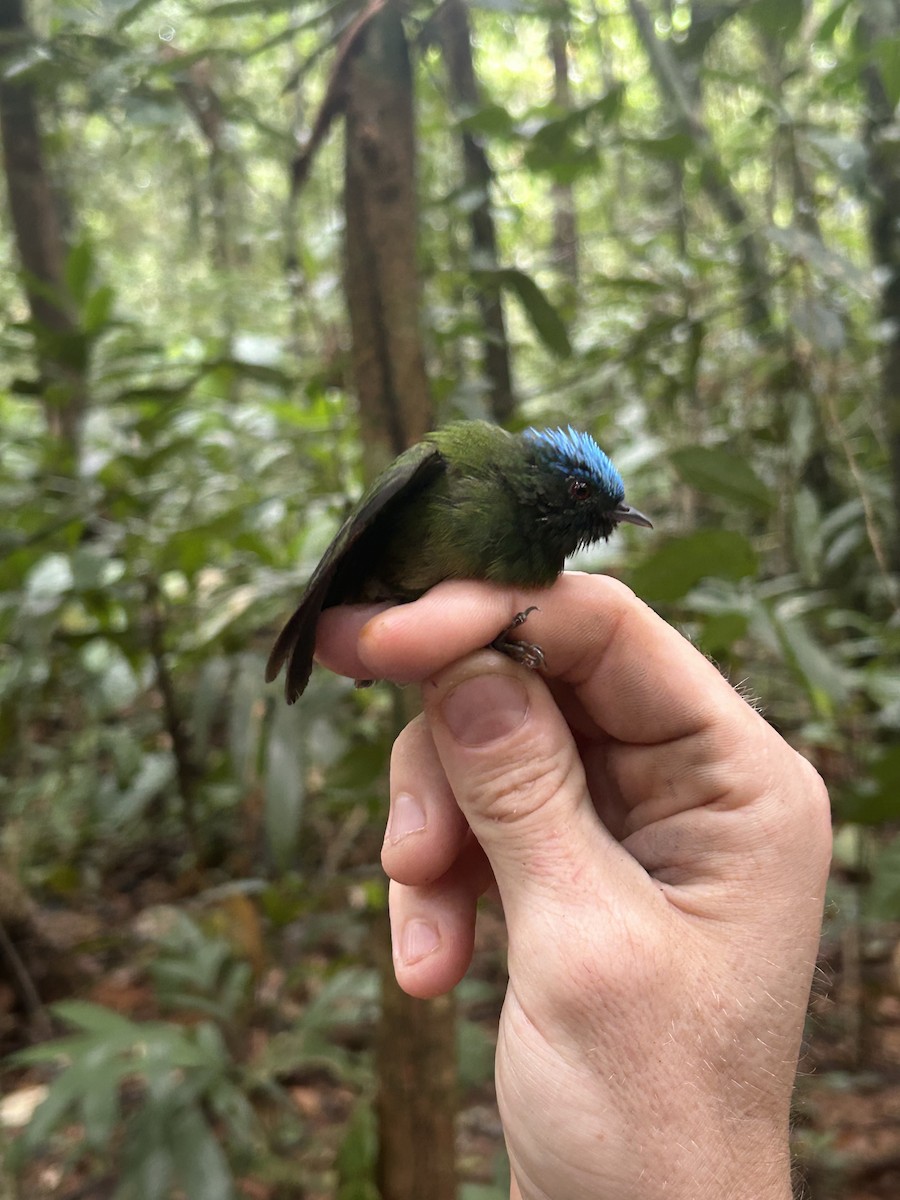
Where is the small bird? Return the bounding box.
[266,421,651,703]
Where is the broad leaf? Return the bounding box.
[670,447,775,512]
[493,268,572,358]
[630,531,758,603]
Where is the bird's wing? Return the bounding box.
[266,439,447,703]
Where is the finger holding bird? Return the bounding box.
[314,574,636,693]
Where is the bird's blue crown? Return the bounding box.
[524,425,625,501]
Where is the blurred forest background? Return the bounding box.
[0,0,899,1196]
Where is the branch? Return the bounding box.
[0,918,53,1040]
[290,0,388,201]
[145,584,201,850]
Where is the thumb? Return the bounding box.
[423,651,641,931]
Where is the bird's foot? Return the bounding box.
[354,678,374,689]
[489,607,546,671]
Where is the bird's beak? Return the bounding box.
[613,503,653,529]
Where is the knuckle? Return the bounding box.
[467,741,573,824]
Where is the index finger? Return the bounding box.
[316,573,744,747]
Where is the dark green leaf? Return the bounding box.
[52,1000,140,1037]
[84,285,116,334]
[697,612,749,655]
[814,0,851,43]
[264,699,305,869]
[458,102,517,139]
[836,746,900,826]
[630,530,758,603]
[670,446,775,512]
[65,241,95,305]
[745,0,804,38]
[337,1100,379,1196]
[874,35,900,108]
[774,616,849,714]
[493,269,571,358]
[169,1106,235,1200]
[626,131,694,162]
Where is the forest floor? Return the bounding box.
[3,878,900,1199]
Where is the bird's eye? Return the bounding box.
[567,477,592,500]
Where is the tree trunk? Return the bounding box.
[548,3,579,296]
[343,7,457,1199]
[0,0,85,463]
[435,0,515,423]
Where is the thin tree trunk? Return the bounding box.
[167,48,240,349]
[548,2,579,294]
[435,0,515,423]
[0,0,85,464]
[345,3,432,464]
[343,7,457,1198]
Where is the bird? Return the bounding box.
[266,420,651,703]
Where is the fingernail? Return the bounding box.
[441,675,529,746]
[400,918,440,965]
[387,792,426,844]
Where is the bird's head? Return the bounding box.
[520,425,652,557]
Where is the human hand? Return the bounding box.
[316,574,831,1200]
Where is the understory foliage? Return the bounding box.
[0,0,898,1195]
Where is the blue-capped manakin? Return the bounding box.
[266,420,651,703]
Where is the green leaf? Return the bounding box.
[520,86,623,172]
[458,101,517,139]
[337,1100,379,1197]
[874,35,900,108]
[80,1061,123,1148]
[814,0,851,43]
[630,531,758,603]
[118,1121,175,1200]
[52,1000,141,1037]
[65,241,95,305]
[457,1018,495,1089]
[837,746,900,826]
[326,739,388,791]
[493,268,571,358]
[697,612,749,656]
[192,658,231,758]
[229,656,265,783]
[19,1068,86,1151]
[745,0,803,38]
[774,615,849,716]
[264,698,306,869]
[868,837,900,918]
[169,1106,235,1200]
[627,131,694,162]
[84,285,115,334]
[670,446,775,512]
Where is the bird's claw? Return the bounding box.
[508,605,539,630]
[489,607,546,671]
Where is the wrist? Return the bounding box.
[508,1112,793,1200]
